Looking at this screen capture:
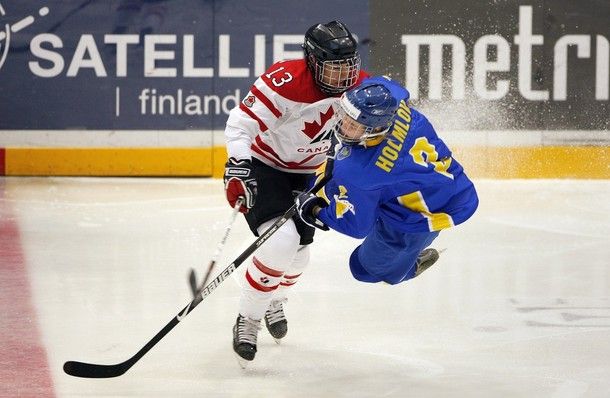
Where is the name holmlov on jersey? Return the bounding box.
[375,100,412,173]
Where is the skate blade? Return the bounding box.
[273,337,282,345]
[234,354,251,369]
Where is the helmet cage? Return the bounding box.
[311,55,361,95]
[333,107,392,145]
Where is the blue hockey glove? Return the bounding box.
[295,192,329,231]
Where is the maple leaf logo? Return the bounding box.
[302,106,334,139]
[243,95,256,108]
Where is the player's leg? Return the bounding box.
[232,160,302,363]
[349,219,440,285]
[266,243,310,342]
[233,218,301,362]
[262,173,316,341]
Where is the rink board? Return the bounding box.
[0,144,608,179]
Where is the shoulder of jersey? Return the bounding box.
[336,145,390,189]
[404,107,429,139]
[260,59,327,104]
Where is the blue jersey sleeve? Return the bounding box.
[317,178,381,239]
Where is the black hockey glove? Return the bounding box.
[223,157,257,213]
[295,191,329,231]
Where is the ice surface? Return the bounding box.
[1,177,609,398]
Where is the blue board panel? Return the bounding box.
[0,0,369,129]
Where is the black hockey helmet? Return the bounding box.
[303,20,361,95]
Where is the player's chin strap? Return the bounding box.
[63,142,337,379]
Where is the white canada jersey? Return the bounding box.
[225,59,368,174]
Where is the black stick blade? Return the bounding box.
[63,360,130,378]
[188,268,198,297]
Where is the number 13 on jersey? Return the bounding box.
[265,67,293,87]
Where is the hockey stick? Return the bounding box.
[188,197,243,297]
[63,149,336,378]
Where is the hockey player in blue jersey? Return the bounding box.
[295,76,478,285]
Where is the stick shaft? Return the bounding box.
[200,198,243,287]
[63,164,333,378]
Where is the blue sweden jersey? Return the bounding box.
[317,99,479,239]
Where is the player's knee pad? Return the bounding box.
[289,245,310,272]
[254,218,301,271]
[349,246,382,283]
[279,244,310,282]
[274,245,310,298]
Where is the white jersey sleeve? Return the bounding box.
[224,69,290,160]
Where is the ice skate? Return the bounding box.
[232,315,261,368]
[264,299,288,344]
[414,248,440,277]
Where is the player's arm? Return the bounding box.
[223,63,292,212]
[224,64,291,160]
[317,183,380,238]
[297,180,381,239]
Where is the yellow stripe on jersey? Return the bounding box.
[335,198,355,218]
[314,161,331,204]
[397,191,455,231]
[409,137,454,180]
[334,185,355,219]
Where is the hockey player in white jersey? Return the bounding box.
[223,20,368,365]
